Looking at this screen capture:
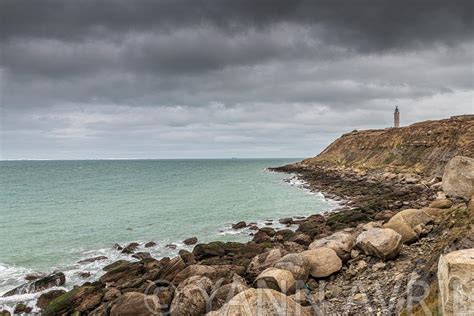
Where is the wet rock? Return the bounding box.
[183,237,198,245]
[252,230,272,243]
[300,247,342,278]
[429,198,453,209]
[103,260,129,271]
[232,221,247,229]
[144,241,157,248]
[275,229,296,241]
[79,271,91,278]
[132,252,152,260]
[37,289,67,309]
[100,261,145,287]
[78,256,108,264]
[206,288,310,316]
[14,303,32,314]
[248,225,258,230]
[438,248,474,316]
[121,242,139,254]
[113,243,123,250]
[179,249,196,265]
[166,243,177,250]
[279,218,294,225]
[247,248,283,279]
[110,292,161,316]
[103,288,121,302]
[442,156,474,200]
[169,276,213,316]
[290,233,312,246]
[308,231,356,262]
[356,228,402,260]
[193,241,226,258]
[156,256,186,282]
[24,273,46,281]
[2,272,66,297]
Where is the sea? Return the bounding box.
[0,159,337,309]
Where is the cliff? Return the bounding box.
[297,115,474,178]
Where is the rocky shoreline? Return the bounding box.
[1,156,473,315]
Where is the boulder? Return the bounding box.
[156,257,186,282]
[300,248,342,278]
[209,274,248,311]
[13,303,32,314]
[374,210,396,221]
[279,218,294,225]
[169,276,213,316]
[290,233,312,246]
[253,268,296,294]
[179,249,196,265]
[132,252,152,260]
[252,230,272,243]
[183,237,198,245]
[438,248,474,316]
[429,198,453,209]
[356,228,402,260]
[384,209,434,244]
[122,242,140,254]
[78,256,108,264]
[2,272,66,297]
[442,156,474,200]
[110,292,161,316]
[206,288,310,316]
[37,289,67,309]
[193,241,226,259]
[232,221,247,229]
[144,241,157,248]
[273,253,310,281]
[308,231,355,262]
[172,264,245,286]
[247,248,283,279]
[103,260,129,271]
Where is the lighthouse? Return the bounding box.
[394,106,400,128]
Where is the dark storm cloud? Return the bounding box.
[2,0,473,49]
[0,0,473,159]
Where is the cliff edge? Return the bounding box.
[296,115,474,178]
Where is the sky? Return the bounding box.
[1,0,473,160]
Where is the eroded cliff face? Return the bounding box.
[298,115,474,178]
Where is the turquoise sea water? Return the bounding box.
[0,159,336,305]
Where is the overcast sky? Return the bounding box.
[1,0,473,159]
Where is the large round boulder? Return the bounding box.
[300,247,342,278]
[253,268,296,294]
[206,288,310,316]
[355,228,402,260]
[384,209,433,244]
[247,248,283,279]
[308,231,356,262]
[170,276,213,316]
[273,253,310,281]
[442,156,474,200]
